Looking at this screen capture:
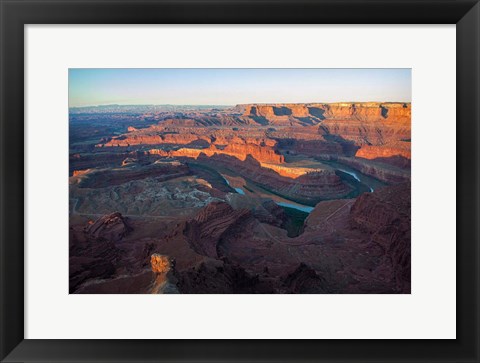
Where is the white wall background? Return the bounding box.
[25,25,456,339]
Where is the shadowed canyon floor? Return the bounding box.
[70,102,411,293]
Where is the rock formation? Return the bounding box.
[184,202,251,258]
[150,253,179,294]
[242,102,410,126]
[85,212,132,243]
[176,259,266,294]
[333,156,411,183]
[148,138,284,164]
[69,224,121,293]
[349,183,411,292]
[282,263,330,294]
[253,200,288,227]
[74,161,191,189]
[151,253,173,274]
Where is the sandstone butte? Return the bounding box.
[354,143,411,160]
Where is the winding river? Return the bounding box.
[275,202,314,213]
[222,175,313,213]
[222,176,245,195]
[221,160,381,214]
[337,168,374,192]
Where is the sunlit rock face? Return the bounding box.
[355,143,411,164]
[148,138,284,164]
[242,102,410,124]
[150,253,172,274]
[150,254,179,294]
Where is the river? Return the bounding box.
[337,168,374,192]
[321,160,384,192]
[222,175,313,213]
[275,202,314,213]
[222,176,246,195]
[221,161,381,214]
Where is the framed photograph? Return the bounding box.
[1,0,478,362]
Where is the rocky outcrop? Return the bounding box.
[85,212,132,243]
[70,173,224,217]
[253,200,287,227]
[350,183,411,237]
[334,156,411,183]
[184,202,251,258]
[74,160,191,188]
[69,228,120,293]
[349,183,411,292]
[70,152,134,176]
[101,126,210,147]
[150,253,179,294]
[151,253,173,273]
[149,137,284,164]
[72,169,90,177]
[176,259,268,294]
[282,263,329,293]
[220,138,284,163]
[121,157,138,166]
[355,143,411,160]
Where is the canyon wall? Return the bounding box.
[355,143,411,161]
[242,102,410,125]
[148,138,284,164]
[99,102,410,164]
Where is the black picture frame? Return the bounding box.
[1,0,479,362]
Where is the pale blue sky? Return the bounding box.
[69,68,411,107]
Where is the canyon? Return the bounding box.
[70,102,411,294]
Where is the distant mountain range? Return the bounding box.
[69,104,233,114]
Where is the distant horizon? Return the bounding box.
[69,100,412,109]
[69,69,411,107]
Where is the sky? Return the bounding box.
[69,68,411,107]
